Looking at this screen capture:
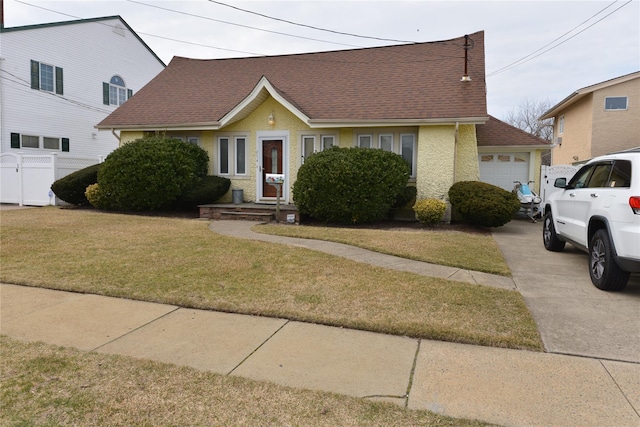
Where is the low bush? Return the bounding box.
[84,183,112,210]
[97,136,209,211]
[448,181,520,227]
[413,198,447,225]
[50,164,100,206]
[174,175,231,209]
[293,147,409,224]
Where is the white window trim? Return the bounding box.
[234,136,248,176]
[217,134,249,176]
[379,133,394,152]
[558,115,564,135]
[357,134,373,149]
[39,62,55,92]
[300,133,338,164]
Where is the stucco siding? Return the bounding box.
[416,125,455,201]
[591,79,640,157]
[455,124,480,183]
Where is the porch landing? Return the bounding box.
[199,203,300,223]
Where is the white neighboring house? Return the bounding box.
[0,16,165,205]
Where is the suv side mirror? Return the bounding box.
[554,177,567,188]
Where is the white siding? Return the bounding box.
[0,18,164,158]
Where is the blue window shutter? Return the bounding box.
[30,60,40,89]
[55,67,63,95]
[103,82,110,105]
[127,89,133,99]
[61,138,70,152]
[11,133,20,149]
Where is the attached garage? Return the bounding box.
[478,152,529,191]
[475,116,550,193]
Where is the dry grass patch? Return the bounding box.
[255,223,510,276]
[1,337,495,426]
[0,208,542,350]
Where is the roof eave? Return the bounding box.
[308,116,489,128]
[95,122,222,131]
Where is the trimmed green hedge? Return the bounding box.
[293,147,409,224]
[50,164,100,206]
[96,136,209,211]
[174,175,231,209]
[448,181,520,227]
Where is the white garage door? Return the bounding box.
[478,152,529,191]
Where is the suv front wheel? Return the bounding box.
[589,229,630,291]
[543,211,565,252]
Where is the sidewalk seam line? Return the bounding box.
[90,306,181,352]
[600,360,640,418]
[404,338,422,409]
[226,319,291,376]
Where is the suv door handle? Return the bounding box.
[569,193,576,197]
[591,193,599,198]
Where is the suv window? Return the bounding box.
[609,160,631,188]
[588,163,613,188]
[568,165,595,189]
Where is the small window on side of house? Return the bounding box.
[43,137,60,150]
[604,96,628,111]
[302,136,315,163]
[379,134,393,152]
[321,135,334,150]
[400,134,416,177]
[558,115,564,135]
[22,135,40,148]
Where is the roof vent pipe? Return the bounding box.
[461,35,472,82]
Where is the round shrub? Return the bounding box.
[50,163,100,206]
[448,181,520,227]
[413,198,446,225]
[85,183,112,210]
[174,175,231,209]
[97,136,209,211]
[292,147,409,224]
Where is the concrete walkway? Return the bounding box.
[1,218,639,426]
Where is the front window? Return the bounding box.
[401,134,416,177]
[379,134,393,152]
[358,134,372,149]
[604,96,628,111]
[218,135,248,175]
[301,134,337,163]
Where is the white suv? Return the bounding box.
[543,148,640,291]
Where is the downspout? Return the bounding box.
[111,129,121,145]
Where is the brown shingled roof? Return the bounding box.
[477,116,550,147]
[97,31,487,129]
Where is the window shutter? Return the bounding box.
[103,82,110,105]
[11,133,20,149]
[61,138,70,152]
[30,60,40,89]
[127,89,133,99]
[55,67,63,95]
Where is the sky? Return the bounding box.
[3,0,639,120]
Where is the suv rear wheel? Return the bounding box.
[543,211,565,251]
[589,229,630,291]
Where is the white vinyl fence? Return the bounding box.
[540,164,579,213]
[0,152,103,206]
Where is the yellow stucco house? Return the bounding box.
[97,31,545,219]
[541,71,640,165]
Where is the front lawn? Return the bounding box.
[255,223,511,276]
[0,207,542,350]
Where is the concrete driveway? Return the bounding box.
[492,218,640,363]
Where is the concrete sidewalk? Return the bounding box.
[2,219,639,426]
